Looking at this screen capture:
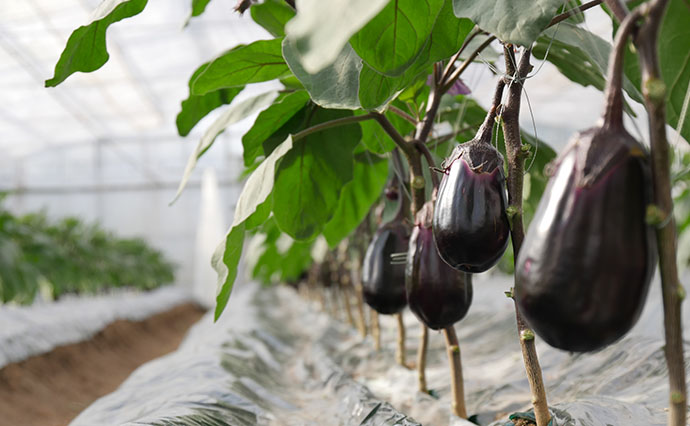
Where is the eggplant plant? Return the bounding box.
[46,0,690,424]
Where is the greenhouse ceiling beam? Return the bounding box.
[2,180,239,194]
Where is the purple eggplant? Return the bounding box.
[515,125,656,352]
[362,219,410,315]
[406,202,472,330]
[433,134,510,273]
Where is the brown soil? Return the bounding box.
[0,302,206,426]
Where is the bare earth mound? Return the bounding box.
[0,302,205,426]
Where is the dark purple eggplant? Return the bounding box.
[433,102,510,273]
[362,219,410,314]
[514,19,657,353]
[515,126,656,352]
[406,201,472,330]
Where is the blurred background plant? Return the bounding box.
[0,193,175,304]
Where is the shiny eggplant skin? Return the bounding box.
[362,220,410,315]
[515,126,657,352]
[406,203,473,330]
[433,141,510,273]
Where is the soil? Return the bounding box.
[0,302,205,426]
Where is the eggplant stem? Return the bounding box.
[395,312,407,367]
[501,45,552,426]
[443,326,468,419]
[625,0,687,424]
[371,309,381,351]
[417,325,429,393]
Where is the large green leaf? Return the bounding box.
[282,38,362,109]
[242,91,311,166]
[272,109,362,239]
[176,61,244,137]
[534,23,643,105]
[351,0,444,77]
[452,0,564,47]
[358,0,473,109]
[322,153,389,246]
[284,0,388,73]
[212,136,295,319]
[45,0,148,87]
[172,91,278,202]
[191,38,291,96]
[250,0,295,37]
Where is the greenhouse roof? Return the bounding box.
[1,0,270,160]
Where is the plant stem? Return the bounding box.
[371,309,381,351]
[351,252,368,338]
[548,0,604,26]
[388,105,418,125]
[501,45,551,426]
[396,312,407,367]
[292,113,375,141]
[417,325,429,393]
[443,326,468,418]
[634,1,686,424]
[442,36,497,93]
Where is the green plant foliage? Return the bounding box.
[176,62,245,137]
[250,0,295,37]
[242,91,311,166]
[190,0,213,17]
[350,0,444,76]
[357,0,473,110]
[173,91,278,202]
[322,152,389,247]
[284,0,389,73]
[272,109,362,240]
[212,136,295,318]
[191,38,292,96]
[282,39,363,109]
[452,0,565,47]
[0,204,175,304]
[45,0,148,87]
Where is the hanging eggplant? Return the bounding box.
[406,201,472,330]
[433,88,510,273]
[362,219,410,315]
[514,21,657,352]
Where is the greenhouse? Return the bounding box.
[1,0,689,425]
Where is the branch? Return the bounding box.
[442,36,497,93]
[631,1,685,425]
[604,0,629,22]
[292,113,375,141]
[414,140,440,188]
[388,105,418,126]
[440,27,486,84]
[549,0,604,26]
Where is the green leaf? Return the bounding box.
[323,153,388,246]
[250,0,295,37]
[191,0,212,17]
[212,222,245,321]
[176,61,244,137]
[350,0,444,76]
[191,38,291,96]
[212,136,296,319]
[452,0,564,47]
[172,91,278,203]
[45,0,148,87]
[357,0,472,110]
[284,0,389,73]
[272,109,362,239]
[282,38,363,109]
[242,90,310,166]
[658,0,690,144]
[533,23,643,105]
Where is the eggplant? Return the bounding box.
[406,201,472,330]
[362,219,410,314]
[515,125,656,352]
[433,119,510,273]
